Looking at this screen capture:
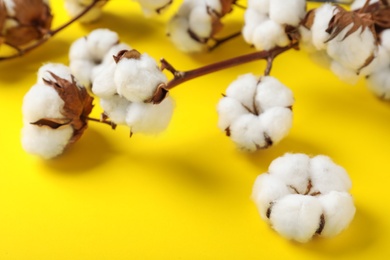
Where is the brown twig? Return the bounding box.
[0,0,106,62]
[209,31,242,51]
[150,43,298,104]
[87,116,117,130]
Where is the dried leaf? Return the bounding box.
[3,0,52,46]
[325,6,377,43]
[43,72,94,144]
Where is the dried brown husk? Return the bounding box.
[2,0,53,47]
[38,72,94,144]
[219,0,236,16]
[0,1,5,45]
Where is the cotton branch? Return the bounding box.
[150,43,298,104]
[0,0,106,62]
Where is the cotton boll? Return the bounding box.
[366,66,390,100]
[69,37,91,61]
[125,97,175,134]
[318,191,356,237]
[69,59,95,87]
[260,107,293,144]
[311,3,339,50]
[188,5,212,39]
[269,0,306,26]
[37,63,74,84]
[268,153,311,195]
[167,16,207,53]
[115,54,167,102]
[21,123,74,159]
[299,26,317,53]
[217,97,249,131]
[327,25,377,72]
[252,173,291,220]
[256,76,294,111]
[310,155,352,193]
[248,0,270,14]
[92,62,117,98]
[22,83,65,122]
[86,28,119,62]
[269,194,323,243]
[330,61,360,85]
[229,114,267,152]
[100,95,131,125]
[252,19,289,51]
[225,73,258,111]
[242,9,268,44]
[360,46,390,77]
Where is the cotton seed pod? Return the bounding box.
[0,0,52,47]
[252,153,356,243]
[21,63,94,159]
[217,74,294,152]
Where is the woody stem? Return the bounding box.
[0,0,105,61]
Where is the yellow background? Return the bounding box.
[1,1,389,259]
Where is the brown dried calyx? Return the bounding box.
[32,72,94,145]
[0,0,53,47]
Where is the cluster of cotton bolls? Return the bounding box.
[69,28,131,88]
[90,46,175,135]
[21,63,93,159]
[166,0,234,52]
[242,0,306,50]
[252,153,356,243]
[64,0,107,23]
[300,1,390,99]
[217,74,294,152]
[0,0,52,47]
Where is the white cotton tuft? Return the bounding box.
[22,83,65,122]
[330,61,360,85]
[217,97,248,131]
[270,194,323,243]
[37,63,74,84]
[256,76,294,111]
[133,0,173,17]
[91,62,117,98]
[86,28,119,61]
[252,19,289,50]
[225,73,258,111]
[380,29,390,52]
[247,0,270,14]
[64,0,103,23]
[167,16,206,53]
[269,0,306,26]
[318,191,356,237]
[252,173,291,220]
[69,60,95,88]
[366,66,390,100]
[100,95,131,125]
[311,3,338,50]
[21,123,74,159]
[126,96,175,134]
[242,9,268,44]
[268,153,311,194]
[114,53,167,102]
[260,107,293,144]
[229,114,266,152]
[310,155,352,193]
[188,5,213,39]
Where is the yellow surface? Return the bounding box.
[1,1,389,259]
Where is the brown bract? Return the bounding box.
[37,72,94,144]
[2,0,53,47]
[0,1,5,45]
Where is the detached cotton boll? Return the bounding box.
[366,66,390,100]
[114,51,167,102]
[270,194,323,243]
[318,191,356,237]
[252,153,355,242]
[252,19,289,50]
[217,74,294,151]
[269,0,306,27]
[21,123,74,159]
[126,96,175,135]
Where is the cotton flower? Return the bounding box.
[243,0,305,50]
[0,0,52,47]
[92,49,175,135]
[22,63,94,159]
[133,0,173,17]
[69,28,131,88]
[252,153,356,243]
[166,0,234,52]
[64,0,106,23]
[217,74,294,152]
